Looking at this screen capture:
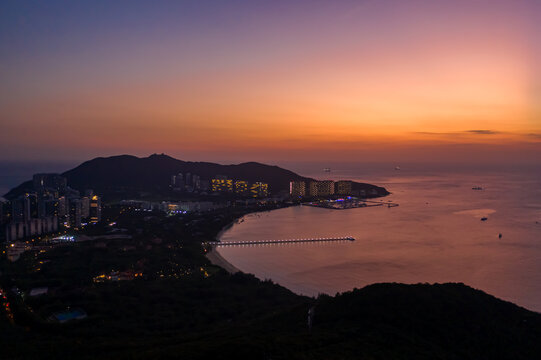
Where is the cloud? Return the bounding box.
[413,130,505,137]
[413,131,457,136]
[465,130,502,135]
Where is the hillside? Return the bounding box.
[142,283,541,359]
[4,154,389,199]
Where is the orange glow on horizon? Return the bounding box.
[0,1,539,163]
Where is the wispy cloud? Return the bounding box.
[414,130,505,137]
[465,130,502,135]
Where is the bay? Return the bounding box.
[218,167,541,312]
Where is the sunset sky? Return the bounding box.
[1,0,539,164]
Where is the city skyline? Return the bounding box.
[1,0,539,165]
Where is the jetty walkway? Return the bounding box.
[205,236,355,247]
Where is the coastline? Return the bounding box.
[206,247,240,274]
[205,216,244,274]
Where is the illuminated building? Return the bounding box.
[235,180,249,195]
[250,182,269,198]
[43,199,59,218]
[58,196,69,224]
[211,179,233,192]
[90,195,102,223]
[308,181,319,197]
[289,181,306,197]
[318,181,335,196]
[308,181,335,197]
[336,180,353,195]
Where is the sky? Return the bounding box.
[1,0,540,165]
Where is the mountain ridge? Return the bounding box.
[4,154,389,200]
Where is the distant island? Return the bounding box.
[4,154,389,201]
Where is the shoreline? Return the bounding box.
[204,206,292,274]
[205,215,247,274]
[205,247,240,274]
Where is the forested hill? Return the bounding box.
[4,154,389,199]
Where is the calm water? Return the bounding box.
[218,168,541,312]
[0,161,76,199]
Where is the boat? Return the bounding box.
[472,186,484,190]
[323,168,331,173]
[481,217,488,221]
[395,166,401,170]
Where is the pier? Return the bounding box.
[205,236,355,247]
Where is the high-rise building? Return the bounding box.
[250,182,269,198]
[58,196,69,225]
[335,181,353,195]
[211,179,233,192]
[235,180,249,196]
[317,181,335,196]
[28,193,39,219]
[11,197,30,222]
[199,179,210,191]
[289,181,306,197]
[90,195,101,223]
[192,175,201,189]
[308,181,335,197]
[0,200,7,225]
[43,199,59,218]
[308,181,319,197]
[33,174,67,193]
[69,198,82,228]
[81,196,90,219]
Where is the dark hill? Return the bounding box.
[4,154,389,199]
[153,282,541,359]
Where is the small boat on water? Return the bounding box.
[481,217,488,221]
[323,168,331,173]
[395,166,401,170]
[472,186,484,190]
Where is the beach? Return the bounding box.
[206,247,240,274]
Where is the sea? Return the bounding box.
[0,161,76,199]
[218,163,541,312]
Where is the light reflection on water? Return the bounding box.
[218,170,541,312]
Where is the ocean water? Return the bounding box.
[218,167,541,312]
[0,161,76,199]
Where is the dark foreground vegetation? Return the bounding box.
[1,205,540,359]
